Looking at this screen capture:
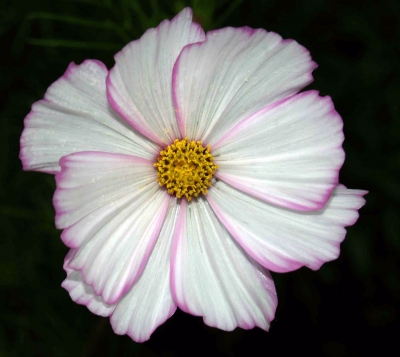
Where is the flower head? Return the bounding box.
[20,8,367,342]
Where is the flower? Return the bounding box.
[20,8,367,342]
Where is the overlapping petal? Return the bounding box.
[20,60,157,174]
[207,181,367,273]
[62,250,116,317]
[55,152,171,304]
[171,198,277,331]
[172,26,317,144]
[212,91,345,210]
[111,199,179,342]
[107,8,206,146]
[62,201,179,342]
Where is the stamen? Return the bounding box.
[154,138,218,201]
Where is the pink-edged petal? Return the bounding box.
[107,8,205,146]
[20,60,158,174]
[62,249,116,317]
[172,26,317,144]
[171,198,277,331]
[111,199,180,342]
[54,151,171,304]
[207,181,367,273]
[213,91,345,211]
[55,152,155,230]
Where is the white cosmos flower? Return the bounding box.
[20,8,367,342]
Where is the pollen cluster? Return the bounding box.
[154,138,218,201]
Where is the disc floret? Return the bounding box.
[154,138,218,201]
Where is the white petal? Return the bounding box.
[62,250,116,317]
[111,199,179,342]
[213,91,345,210]
[54,152,156,230]
[55,152,171,304]
[107,8,205,146]
[20,60,158,174]
[207,181,367,273]
[172,27,317,144]
[171,199,277,331]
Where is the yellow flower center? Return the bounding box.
[154,138,218,201]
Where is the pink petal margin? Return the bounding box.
[169,200,188,312]
[172,26,317,143]
[106,8,206,147]
[212,91,345,211]
[207,182,368,273]
[62,249,116,317]
[20,59,105,173]
[54,151,171,305]
[20,59,157,174]
[170,199,277,331]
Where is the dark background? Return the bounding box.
[1,0,398,355]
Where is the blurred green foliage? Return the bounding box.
[1,0,399,355]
